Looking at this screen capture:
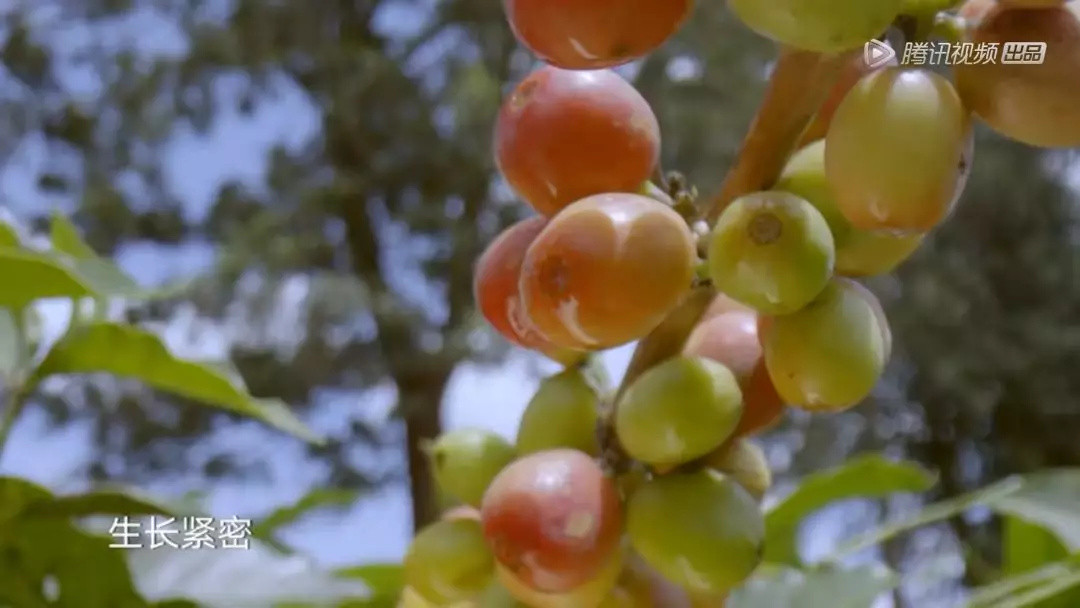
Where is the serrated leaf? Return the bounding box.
[252,488,359,548]
[50,213,97,259]
[128,540,371,608]
[0,249,94,308]
[29,323,322,444]
[764,455,936,565]
[727,565,898,608]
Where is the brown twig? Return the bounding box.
[703,47,858,225]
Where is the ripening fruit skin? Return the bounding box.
[495,549,623,608]
[504,0,693,70]
[616,356,744,467]
[404,519,495,604]
[520,193,696,350]
[475,217,580,363]
[701,293,754,320]
[799,43,897,147]
[727,0,903,52]
[481,449,622,593]
[627,469,764,595]
[708,191,835,315]
[495,67,660,217]
[955,4,1080,148]
[999,0,1066,7]
[703,438,772,501]
[777,140,924,277]
[430,429,517,508]
[684,311,785,438]
[619,552,729,607]
[517,369,600,456]
[826,67,971,233]
[762,278,891,411]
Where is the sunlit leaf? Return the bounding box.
[0,308,21,379]
[50,212,97,259]
[29,323,323,444]
[0,249,94,308]
[989,469,1080,552]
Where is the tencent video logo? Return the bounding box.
[864,39,896,69]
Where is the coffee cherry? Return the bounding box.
[762,278,891,411]
[430,428,516,508]
[627,469,764,595]
[684,311,785,437]
[495,67,660,217]
[826,67,971,233]
[517,369,600,456]
[404,519,494,604]
[504,0,693,69]
[708,191,835,315]
[495,549,623,608]
[616,356,743,467]
[703,438,772,501]
[481,449,622,592]
[520,193,696,350]
[727,0,903,52]
[955,3,1080,148]
[778,140,924,277]
[475,217,576,360]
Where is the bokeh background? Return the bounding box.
[0,1,1077,606]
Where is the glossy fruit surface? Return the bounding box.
[799,43,897,146]
[762,278,891,411]
[684,311,784,437]
[430,428,516,508]
[517,369,600,456]
[495,67,660,216]
[520,193,696,350]
[955,3,1080,148]
[627,469,764,595]
[404,519,494,604]
[708,191,835,315]
[826,67,970,233]
[703,438,772,501]
[727,0,903,52]
[701,293,754,320]
[481,449,622,592]
[777,140,923,277]
[504,0,692,69]
[495,549,623,608]
[475,217,569,359]
[616,356,743,467]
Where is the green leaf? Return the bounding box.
[989,469,1080,552]
[0,219,20,248]
[252,488,360,550]
[50,213,97,259]
[29,323,322,444]
[764,455,936,564]
[128,540,371,608]
[727,565,898,608]
[334,564,403,604]
[0,477,53,523]
[0,249,94,308]
[0,518,147,608]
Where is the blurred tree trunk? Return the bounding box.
[400,368,451,530]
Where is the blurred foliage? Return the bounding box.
[0,0,1076,606]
